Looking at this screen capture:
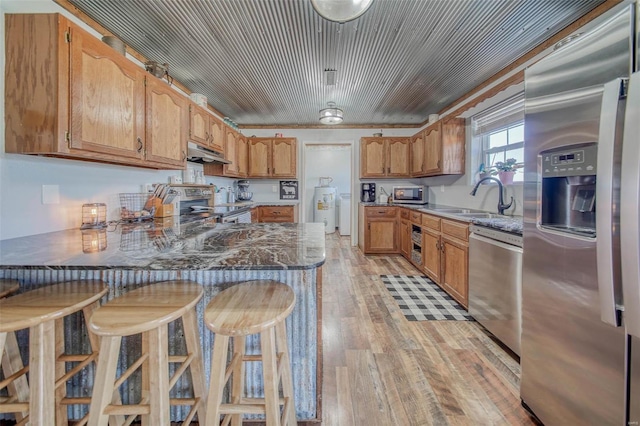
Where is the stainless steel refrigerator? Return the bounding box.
[522,1,640,424]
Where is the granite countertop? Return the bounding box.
[0,221,325,271]
[216,201,300,207]
[360,201,523,235]
[470,217,523,235]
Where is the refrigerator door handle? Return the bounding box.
[620,72,640,338]
[596,78,624,327]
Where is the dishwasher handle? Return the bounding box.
[469,233,523,253]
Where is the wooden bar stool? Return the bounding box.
[88,281,207,426]
[0,279,28,423]
[204,281,297,426]
[0,280,108,426]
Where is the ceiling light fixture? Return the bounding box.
[319,102,344,125]
[311,0,374,23]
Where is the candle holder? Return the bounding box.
[81,229,108,253]
[81,203,107,229]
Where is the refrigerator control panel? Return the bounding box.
[541,144,597,177]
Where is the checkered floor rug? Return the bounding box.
[381,275,474,321]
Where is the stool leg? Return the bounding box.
[147,325,170,425]
[260,328,280,425]
[29,320,56,425]
[1,331,29,421]
[54,317,68,426]
[276,322,297,426]
[82,304,125,426]
[88,336,122,426]
[206,334,229,426]
[182,309,207,425]
[231,335,246,426]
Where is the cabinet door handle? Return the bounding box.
[137,137,143,153]
[182,150,187,161]
[441,242,445,253]
[435,241,440,250]
[205,132,210,142]
[388,167,391,174]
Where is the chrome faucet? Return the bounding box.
[470,177,514,215]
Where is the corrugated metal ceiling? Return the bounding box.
[66,0,606,126]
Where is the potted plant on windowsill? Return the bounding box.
[490,158,521,185]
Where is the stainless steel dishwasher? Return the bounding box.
[469,224,523,356]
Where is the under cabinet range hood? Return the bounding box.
[186,142,230,164]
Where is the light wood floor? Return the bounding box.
[321,233,539,426]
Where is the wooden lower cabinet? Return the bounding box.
[422,227,442,283]
[360,206,398,254]
[440,235,469,308]
[258,205,296,223]
[399,219,411,258]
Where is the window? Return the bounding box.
[472,94,524,183]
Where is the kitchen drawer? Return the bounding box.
[365,207,397,218]
[422,214,441,231]
[259,206,294,222]
[400,209,410,220]
[410,211,422,224]
[442,219,468,241]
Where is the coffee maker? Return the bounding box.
[361,183,376,202]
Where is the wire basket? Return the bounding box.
[119,193,155,222]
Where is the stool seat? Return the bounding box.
[90,281,203,336]
[0,279,19,299]
[0,281,108,332]
[205,281,295,336]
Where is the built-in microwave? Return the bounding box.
[392,185,428,204]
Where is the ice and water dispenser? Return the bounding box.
[540,143,597,238]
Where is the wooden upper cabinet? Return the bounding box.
[360,137,410,178]
[423,122,442,175]
[188,104,209,147]
[360,138,386,178]
[271,138,297,177]
[69,26,146,160]
[209,116,225,153]
[248,138,270,177]
[189,105,225,154]
[237,134,248,177]
[5,14,188,170]
[411,132,425,176]
[421,118,465,176]
[225,129,240,176]
[248,138,297,178]
[387,138,410,176]
[145,76,188,167]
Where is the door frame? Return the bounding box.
[301,141,357,246]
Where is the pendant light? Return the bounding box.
[319,102,344,125]
[311,0,374,23]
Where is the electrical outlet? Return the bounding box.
[272,185,278,193]
[440,185,445,193]
[42,185,60,204]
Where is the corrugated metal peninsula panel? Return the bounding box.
[66,0,606,125]
[0,268,318,421]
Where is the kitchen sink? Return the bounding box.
[456,212,505,219]
[431,208,473,213]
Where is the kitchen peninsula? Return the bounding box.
[0,221,325,422]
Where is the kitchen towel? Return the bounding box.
[381,275,473,321]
